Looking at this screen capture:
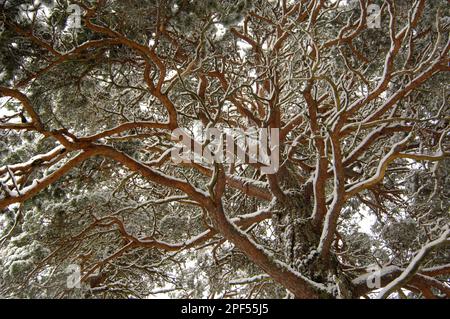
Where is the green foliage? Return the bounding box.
[0,0,448,299]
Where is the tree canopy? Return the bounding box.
[0,0,449,299]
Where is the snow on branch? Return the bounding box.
[376,226,450,299]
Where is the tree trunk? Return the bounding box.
[272,165,354,298]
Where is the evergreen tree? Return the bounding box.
[0,0,448,299]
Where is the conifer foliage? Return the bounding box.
[0,0,449,298]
